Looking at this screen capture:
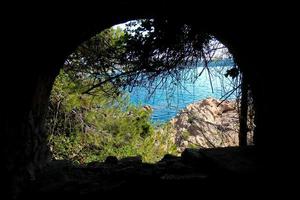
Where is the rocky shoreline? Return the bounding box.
[169,98,253,152]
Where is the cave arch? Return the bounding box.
[2,7,275,198]
[52,21,252,161]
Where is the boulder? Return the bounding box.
[142,105,153,112]
[104,156,118,165]
[170,98,253,151]
[181,148,205,164]
[119,155,142,164]
[160,154,180,163]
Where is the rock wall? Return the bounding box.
[170,98,253,152]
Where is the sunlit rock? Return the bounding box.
[170,98,253,152]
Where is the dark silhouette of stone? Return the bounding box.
[119,155,142,165]
[105,156,118,165]
[160,154,180,163]
[19,146,259,199]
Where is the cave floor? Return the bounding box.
[22,146,262,199]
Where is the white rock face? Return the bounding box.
[169,98,253,152]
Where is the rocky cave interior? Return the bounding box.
[1,3,294,199]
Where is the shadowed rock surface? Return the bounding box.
[21,146,259,199]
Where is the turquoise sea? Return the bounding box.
[128,62,237,122]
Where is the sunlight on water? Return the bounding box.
[129,65,238,122]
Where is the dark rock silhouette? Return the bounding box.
[21,147,258,199]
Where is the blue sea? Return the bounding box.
[128,64,237,122]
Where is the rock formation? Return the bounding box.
[170,98,253,152]
[21,147,258,199]
[142,105,153,112]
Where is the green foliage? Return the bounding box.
[46,69,178,164]
[187,143,201,149]
[181,130,191,141]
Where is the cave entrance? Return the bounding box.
[3,7,277,199]
[11,17,263,200]
[46,19,255,165]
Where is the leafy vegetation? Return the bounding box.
[46,69,178,164]
[46,20,252,164]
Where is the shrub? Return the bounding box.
[46,69,178,164]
